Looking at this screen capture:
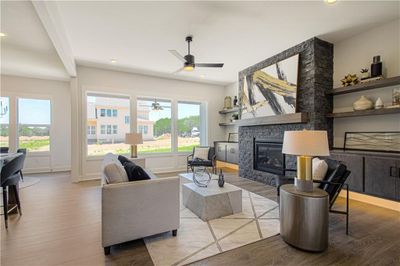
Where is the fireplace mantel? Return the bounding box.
[234,112,308,127]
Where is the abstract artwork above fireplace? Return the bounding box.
[240,54,299,119]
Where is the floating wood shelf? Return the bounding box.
[221,112,309,127]
[219,107,240,114]
[218,122,237,126]
[326,107,400,118]
[326,76,400,95]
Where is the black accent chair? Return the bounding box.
[0,147,9,153]
[277,159,351,235]
[16,149,27,181]
[1,154,25,229]
[187,147,217,174]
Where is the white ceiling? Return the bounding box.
[1,1,69,81]
[1,1,399,85]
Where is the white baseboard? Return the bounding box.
[24,165,71,174]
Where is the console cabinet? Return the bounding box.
[215,142,239,165]
[330,150,400,201]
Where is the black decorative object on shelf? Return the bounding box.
[371,55,382,78]
[218,169,225,187]
[233,96,238,107]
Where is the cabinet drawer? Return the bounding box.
[330,153,363,192]
[216,143,227,161]
[226,143,239,164]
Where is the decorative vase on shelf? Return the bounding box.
[353,96,373,111]
[224,96,232,110]
[233,96,238,107]
[218,169,225,188]
[375,97,384,109]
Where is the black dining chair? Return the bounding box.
[0,147,9,153]
[1,154,25,229]
[16,149,27,181]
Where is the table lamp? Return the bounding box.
[125,133,143,158]
[282,130,330,192]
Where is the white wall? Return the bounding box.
[72,66,226,181]
[0,75,71,173]
[333,19,400,147]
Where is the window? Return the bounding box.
[87,94,130,156]
[18,98,51,152]
[125,116,130,124]
[178,102,201,152]
[87,126,96,135]
[0,97,10,149]
[137,98,171,154]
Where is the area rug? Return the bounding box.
[144,177,280,266]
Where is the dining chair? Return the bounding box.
[1,154,25,229]
[0,147,9,153]
[16,149,27,181]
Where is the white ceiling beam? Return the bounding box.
[32,1,76,77]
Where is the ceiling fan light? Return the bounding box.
[183,65,194,71]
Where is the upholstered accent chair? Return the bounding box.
[187,146,216,174]
[101,153,180,255]
[276,159,351,234]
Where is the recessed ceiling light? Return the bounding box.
[325,0,337,4]
[110,59,117,64]
[0,32,7,37]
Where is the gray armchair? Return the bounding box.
[187,146,217,174]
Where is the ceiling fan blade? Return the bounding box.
[169,50,186,62]
[195,63,224,68]
[172,67,184,74]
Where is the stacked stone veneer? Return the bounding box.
[238,37,334,186]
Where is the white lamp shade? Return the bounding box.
[282,130,330,156]
[125,133,143,145]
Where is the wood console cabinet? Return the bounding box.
[330,150,400,201]
[215,142,239,165]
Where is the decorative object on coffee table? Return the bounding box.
[193,166,211,187]
[282,130,330,192]
[353,95,373,110]
[218,169,225,187]
[344,131,400,153]
[375,97,384,109]
[371,55,383,78]
[125,133,143,158]
[360,68,369,80]
[341,74,359,87]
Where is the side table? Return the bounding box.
[280,184,329,252]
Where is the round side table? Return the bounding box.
[279,184,329,252]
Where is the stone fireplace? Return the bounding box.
[238,37,334,186]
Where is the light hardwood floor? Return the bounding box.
[1,170,399,266]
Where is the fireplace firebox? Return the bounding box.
[253,140,285,175]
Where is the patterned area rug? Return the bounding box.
[144,177,280,266]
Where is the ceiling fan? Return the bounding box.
[169,36,224,72]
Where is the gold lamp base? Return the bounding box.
[295,155,313,192]
[130,145,138,158]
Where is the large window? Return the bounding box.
[0,97,10,149]
[137,98,171,154]
[178,102,201,152]
[18,98,51,152]
[87,94,130,156]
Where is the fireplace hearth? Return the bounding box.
[253,140,285,175]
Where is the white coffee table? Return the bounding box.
[179,173,242,221]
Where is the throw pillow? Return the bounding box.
[193,147,209,161]
[118,155,131,165]
[312,157,328,187]
[103,163,129,184]
[123,161,150,182]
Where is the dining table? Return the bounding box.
[1,152,23,215]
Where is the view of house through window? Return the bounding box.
[18,98,51,152]
[86,94,130,156]
[137,98,171,154]
[178,102,201,152]
[0,97,10,149]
